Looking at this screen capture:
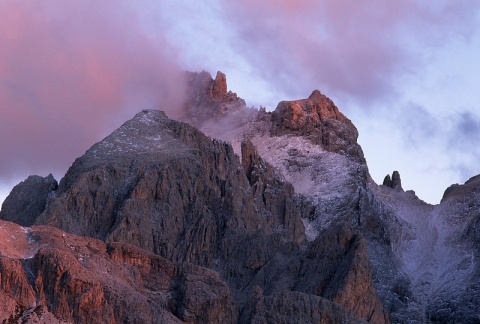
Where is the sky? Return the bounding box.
[1,0,480,205]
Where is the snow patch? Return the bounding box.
[250,134,365,240]
[302,218,319,242]
[251,135,361,199]
[371,185,477,308]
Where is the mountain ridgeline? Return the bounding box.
[0,71,479,323]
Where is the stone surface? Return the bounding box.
[1,108,386,323]
[241,139,305,243]
[239,222,390,324]
[183,71,246,129]
[0,174,58,226]
[212,71,227,99]
[242,291,368,324]
[0,216,378,323]
[382,175,392,188]
[271,90,364,161]
[35,110,255,267]
[0,219,234,323]
[382,171,402,190]
[191,85,480,322]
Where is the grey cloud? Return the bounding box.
[443,111,480,183]
[454,112,480,141]
[443,111,480,155]
[397,102,441,148]
[221,1,480,105]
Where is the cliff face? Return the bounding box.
[1,71,479,323]
[30,107,385,322]
[0,109,386,322]
[32,109,306,267]
[0,219,235,323]
[0,174,57,227]
[271,90,364,161]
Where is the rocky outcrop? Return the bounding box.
[239,222,389,324]
[271,90,364,161]
[32,110,308,274]
[219,87,480,323]
[368,170,480,323]
[35,110,261,267]
[0,219,235,323]
[0,174,58,226]
[212,71,227,99]
[317,224,389,324]
[423,174,480,323]
[382,171,402,190]
[382,175,392,188]
[0,257,37,319]
[0,202,384,324]
[0,107,390,323]
[175,263,235,323]
[241,139,305,243]
[441,174,480,203]
[242,291,368,324]
[183,71,246,128]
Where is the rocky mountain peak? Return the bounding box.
[308,89,324,100]
[183,70,246,128]
[0,174,57,226]
[270,90,364,160]
[212,71,227,98]
[54,109,195,192]
[0,103,387,322]
[2,70,480,323]
[441,174,480,202]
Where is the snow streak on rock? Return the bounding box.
[0,222,38,259]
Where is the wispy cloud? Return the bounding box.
[221,1,480,103]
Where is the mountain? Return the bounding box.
[1,71,479,323]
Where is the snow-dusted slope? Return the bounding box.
[371,180,480,322]
[197,83,480,321]
[250,134,366,232]
[136,73,480,322]
[0,221,37,259]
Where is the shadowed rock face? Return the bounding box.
[237,222,390,324]
[176,74,480,323]
[0,174,57,226]
[242,291,369,324]
[0,219,385,323]
[33,110,305,265]
[1,105,387,322]
[382,171,402,190]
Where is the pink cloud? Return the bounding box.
[0,1,186,182]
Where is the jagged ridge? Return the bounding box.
[1,71,479,323]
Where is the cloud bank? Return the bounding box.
[0,1,185,184]
[218,1,479,104]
